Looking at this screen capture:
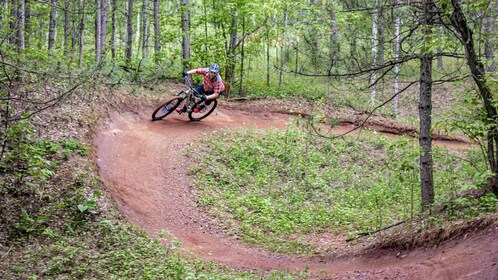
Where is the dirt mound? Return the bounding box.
[94,104,497,279]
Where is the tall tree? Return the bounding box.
[111,0,117,60]
[17,0,24,51]
[63,0,69,53]
[78,0,87,66]
[181,0,190,70]
[419,0,435,209]
[484,0,497,72]
[446,0,498,195]
[141,0,148,60]
[224,5,238,97]
[48,0,57,52]
[370,0,379,105]
[279,4,288,87]
[95,0,102,62]
[393,0,401,115]
[153,0,160,61]
[125,0,134,64]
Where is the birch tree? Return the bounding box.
[370,0,379,105]
[393,1,401,115]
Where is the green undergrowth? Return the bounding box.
[3,221,299,279]
[191,123,498,254]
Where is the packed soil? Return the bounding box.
[94,101,498,279]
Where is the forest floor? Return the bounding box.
[94,98,498,280]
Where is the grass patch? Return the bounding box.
[193,123,497,254]
[3,221,301,279]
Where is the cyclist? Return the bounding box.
[177,63,225,113]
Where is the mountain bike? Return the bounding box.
[151,76,218,121]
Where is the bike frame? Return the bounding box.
[177,76,203,113]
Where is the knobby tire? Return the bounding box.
[188,99,217,121]
[151,96,183,120]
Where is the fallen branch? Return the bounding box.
[346,221,405,242]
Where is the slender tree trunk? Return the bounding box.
[9,0,18,46]
[419,0,435,210]
[181,0,190,70]
[370,0,378,105]
[78,0,86,66]
[142,0,148,60]
[125,0,134,64]
[95,0,102,62]
[449,0,498,195]
[24,0,30,47]
[203,0,208,64]
[393,1,401,116]
[377,5,384,66]
[17,0,25,51]
[225,6,237,98]
[279,5,288,87]
[63,0,69,53]
[309,0,319,72]
[238,16,245,96]
[111,0,116,60]
[329,8,338,72]
[153,0,160,62]
[48,0,57,52]
[101,0,108,60]
[484,0,497,72]
[267,27,270,87]
[0,0,4,28]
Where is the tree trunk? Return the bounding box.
[393,2,401,116]
[0,0,4,28]
[329,8,338,72]
[484,0,497,72]
[16,0,25,51]
[181,0,190,70]
[95,0,102,62]
[141,0,148,60]
[63,0,69,53]
[9,0,18,46]
[419,0,435,210]
[125,0,134,64]
[370,0,378,105]
[79,0,86,66]
[266,27,270,87]
[101,0,108,60]
[48,0,57,52]
[449,0,498,195]
[279,5,288,87]
[238,16,245,96]
[153,0,160,62]
[225,6,237,98]
[111,0,116,60]
[24,0,31,47]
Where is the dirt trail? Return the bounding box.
[94,106,498,279]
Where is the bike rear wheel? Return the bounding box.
[151,96,183,120]
[188,99,217,121]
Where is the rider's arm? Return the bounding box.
[186,68,207,75]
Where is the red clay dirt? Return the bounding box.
[94,105,498,279]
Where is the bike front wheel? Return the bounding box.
[151,96,183,120]
[188,99,217,121]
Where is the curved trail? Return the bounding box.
[94,107,498,279]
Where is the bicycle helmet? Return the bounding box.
[209,63,220,73]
